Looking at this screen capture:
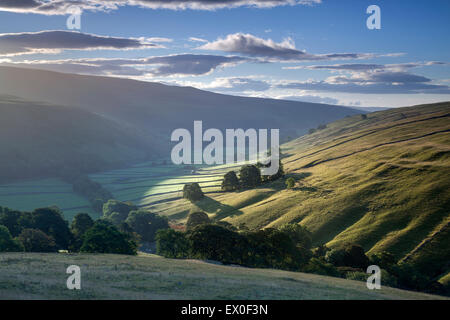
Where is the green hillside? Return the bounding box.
[150,102,449,278]
[0,95,155,184]
[0,252,445,300]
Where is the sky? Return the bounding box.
[0,0,449,108]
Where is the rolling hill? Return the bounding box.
[0,95,153,183]
[146,102,450,279]
[0,66,360,154]
[0,252,445,300]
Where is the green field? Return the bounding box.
[1,102,448,282]
[0,178,97,221]
[0,252,445,300]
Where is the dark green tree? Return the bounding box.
[183,183,204,202]
[125,210,169,242]
[156,228,190,259]
[0,225,23,252]
[31,207,72,249]
[80,221,137,255]
[187,224,247,264]
[239,165,261,188]
[102,200,138,225]
[69,213,94,252]
[186,211,211,230]
[221,171,240,191]
[279,223,312,249]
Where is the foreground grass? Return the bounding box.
[0,252,445,300]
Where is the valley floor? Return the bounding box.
[0,252,446,300]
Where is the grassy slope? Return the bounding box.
[0,95,151,183]
[151,102,450,275]
[0,252,445,300]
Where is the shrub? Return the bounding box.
[156,228,190,259]
[239,165,261,188]
[80,221,137,255]
[17,228,57,252]
[221,171,240,191]
[183,183,204,202]
[302,258,340,277]
[125,210,169,242]
[31,207,72,249]
[285,177,296,189]
[0,225,23,252]
[186,211,211,230]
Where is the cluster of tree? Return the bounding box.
[0,201,171,255]
[307,245,448,295]
[62,174,113,213]
[156,212,448,296]
[221,162,285,192]
[156,220,313,271]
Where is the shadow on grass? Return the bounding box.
[194,196,243,220]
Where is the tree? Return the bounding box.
[285,177,296,189]
[102,200,137,225]
[80,221,137,255]
[221,171,240,191]
[125,210,169,242]
[186,211,211,230]
[325,244,370,269]
[0,225,23,252]
[187,224,247,264]
[278,223,312,250]
[325,248,347,266]
[69,213,94,252]
[32,207,72,249]
[71,213,94,237]
[0,208,33,237]
[343,244,370,269]
[156,228,190,259]
[183,183,204,202]
[239,165,261,188]
[17,228,57,252]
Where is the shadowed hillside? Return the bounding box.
[0,66,361,150]
[0,95,153,183]
[150,102,449,280]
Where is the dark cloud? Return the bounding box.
[0,0,321,15]
[199,33,377,62]
[0,30,157,56]
[1,54,251,77]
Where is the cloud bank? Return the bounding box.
[0,0,321,15]
[0,30,158,56]
[198,33,385,62]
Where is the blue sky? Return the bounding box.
[0,0,449,107]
